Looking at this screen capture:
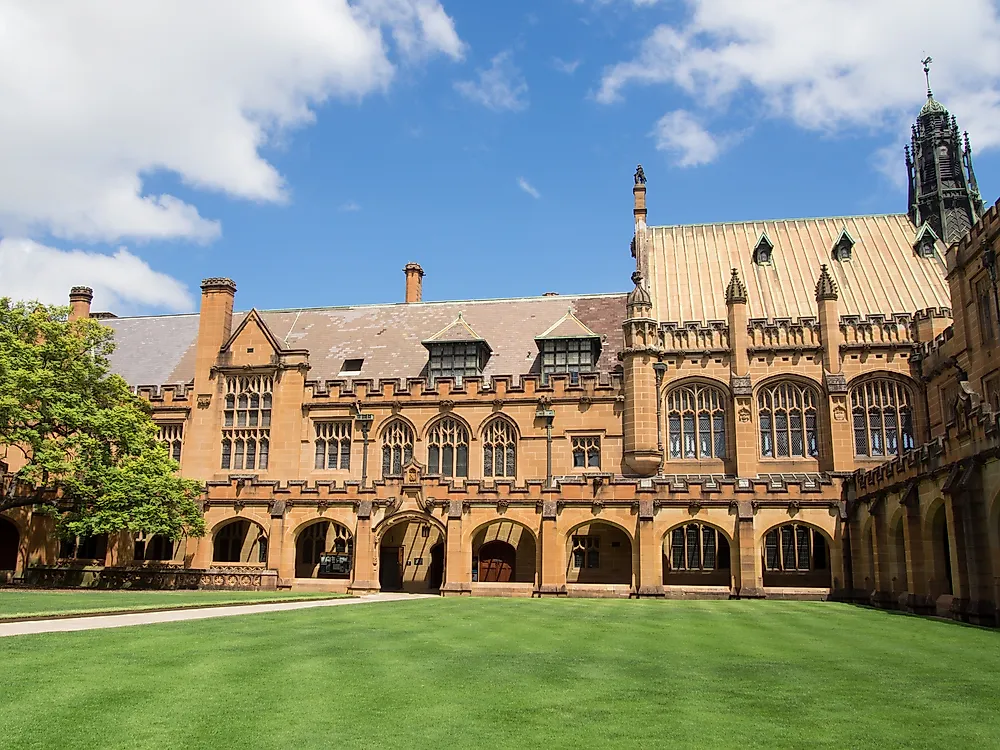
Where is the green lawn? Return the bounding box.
[0,589,344,619]
[1,599,998,749]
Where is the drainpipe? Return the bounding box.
[653,360,667,475]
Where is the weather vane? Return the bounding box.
[922,56,933,97]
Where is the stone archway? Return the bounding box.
[377,517,445,593]
[927,504,953,599]
[295,521,353,579]
[565,521,632,585]
[761,522,832,588]
[213,519,268,564]
[662,522,731,588]
[472,520,536,584]
[0,517,19,572]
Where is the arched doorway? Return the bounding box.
[472,521,536,583]
[0,517,19,572]
[134,534,175,562]
[928,504,953,599]
[213,519,268,564]
[662,522,731,587]
[761,523,832,588]
[377,517,445,593]
[565,521,632,585]
[295,521,353,578]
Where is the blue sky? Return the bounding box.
[2,1,999,315]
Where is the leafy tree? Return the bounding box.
[0,299,204,541]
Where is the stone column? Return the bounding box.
[621,272,663,477]
[726,269,756,478]
[901,490,933,614]
[816,265,853,473]
[440,501,471,596]
[735,500,764,598]
[268,501,289,584]
[349,501,380,594]
[635,499,663,597]
[536,499,566,596]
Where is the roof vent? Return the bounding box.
[752,232,774,265]
[832,228,855,261]
[913,223,939,258]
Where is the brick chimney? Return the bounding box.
[68,286,93,322]
[195,278,236,383]
[404,263,424,303]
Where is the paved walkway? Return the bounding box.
[0,592,433,637]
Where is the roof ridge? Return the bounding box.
[649,212,911,230]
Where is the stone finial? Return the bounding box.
[815,264,839,302]
[627,270,652,308]
[634,164,646,185]
[201,277,237,293]
[725,267,747,305]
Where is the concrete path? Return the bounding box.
[0,592,434,638]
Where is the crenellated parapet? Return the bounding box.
[660,321,729,354]
[839,314,919,350]
[747,317,821,352]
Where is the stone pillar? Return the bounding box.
[68,286,93,322]
[726,269,756,478]
[735,500,764,598]
[901,491,933,614]
[621,272,663,477]
[869,499,893,606]
[536,499,566,596]
[816,266,852,473]
[635,500,663,597]
[349,501,379,594]
[268,502,288,583]
[440,501,471,596]
[186,278,237,479]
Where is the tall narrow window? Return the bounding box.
[572,436,601,469]
[381,420,414,477]
[157,423,184,463]
[757,382,819,458]
[314,421,352,470]
[763,524,828,571]
[482,418,517,478]
[850,379,914,458]
[667,524,729,571]
[665,383,727,459]
[221,375,272,470]
[427,418,469,478]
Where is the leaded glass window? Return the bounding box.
[427,418,469,478]
[667,524,729,571]
[381,420,414,477]
[572,436,601,469]
[221,375,272,470]
[850,379,914,458]
[157,423,184,463]
[314,421,352,470]
[763,524,828,571]
[540,338,597,383]
[757,382,819,458]
[427,342,483,385]
[666,383,727,459]
[483,418,517,478]
[572,535,600,568]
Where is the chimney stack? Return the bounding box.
[404,263,424,303]
[68,286,93,322]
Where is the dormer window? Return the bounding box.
[535,308,602,384]
[832,228,855,261]
[913,223,939,258]
[753,232,774,265]
[422,313,491,386]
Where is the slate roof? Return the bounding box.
[101,293,627,388]
[536,309,600,340]
[642,214,950,324]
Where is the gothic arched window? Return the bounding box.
[483,418,517,478]
[381,420,414,478]
[850,379,915,457]
[668,524,730,571]
[221,375,272,470]
[757,381,819,458]
[665,383,727,459]
[763,524,828,572]
[427,418,469,478]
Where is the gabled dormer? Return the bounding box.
[753,232,774,265]
[535,308,601,384]
[217,308,309,373]
[832,228,855,261]
[913,223,940,259]
[422,312,491,385]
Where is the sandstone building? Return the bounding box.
[3,84,999,624]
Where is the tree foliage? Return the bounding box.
[0,299,204,540]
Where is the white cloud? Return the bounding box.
[652,110,733,167]
[455,51,529,112]
[0,238,193,313]
[597,0,1000,159]
[518,177,541,199]
[338,201,362,212]
[0,1,463,244]
[553,58,582,75]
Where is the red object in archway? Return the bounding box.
[478,540,515,582]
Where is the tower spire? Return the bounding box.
[922,56,933,99]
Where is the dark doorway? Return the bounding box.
[380,545,403,591]
[478,540,515,582]
[0,518,18,571]
[428,543,444,590]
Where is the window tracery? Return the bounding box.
[483,418,517,478]
[850,379,915,457]
[757,381,819,458]
[763,524,828,572]
[221,376,271,470]
[427,418,469,478]
[381,420,414,477]
[665,383,727,459]
[314,421,352,470]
